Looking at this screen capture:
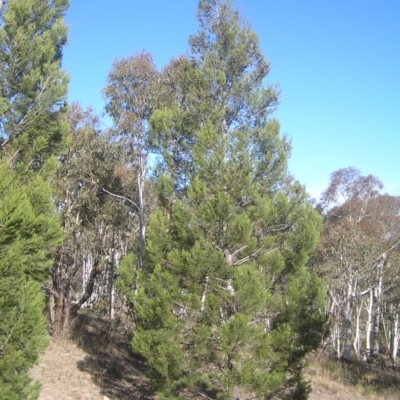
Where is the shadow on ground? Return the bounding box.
[70,312,153,400]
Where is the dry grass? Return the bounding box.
[306,353,400,400]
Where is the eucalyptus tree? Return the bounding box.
[313,167,400,361]
[51,103,132,333]
[124,1,327,399]
[103,53,161,271]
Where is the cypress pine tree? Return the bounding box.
[0,0,69,168]
[128,1,327,399]
[0,1,68,397]
[0,162,62,399]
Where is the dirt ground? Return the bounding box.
[30,312,152,400]
[30,336,153,400]
[30,339,104,400]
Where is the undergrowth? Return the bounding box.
[306,352,400,399]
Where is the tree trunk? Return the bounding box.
[48,292,55,329]
[372,279,383,356]
[342,282,354,361]
[53,257,64,336]
[382,309,390,355]
[62,284,72,332]
[108,238,118,320]
[372,255,385,357]
[336,324,341,359]
[391,306,399,361]
[365,288,373,360]
[353,302,362,359]
[72,257,100,313]
[138,155,146,271]
[62,246,78,332]
[200,275,209,312]
[82,253,92,299]
[372,286,381,356]
[109,281,115,320]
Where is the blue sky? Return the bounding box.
[63,0,400,199]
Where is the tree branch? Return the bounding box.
[234,249,262,266]
[372,238,400,264]
[101,187,139,211]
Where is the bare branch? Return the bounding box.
[7,148,20,164]
[101,187,139,211]
[372,238,400,264]
[231,245,248,257]
[234,249,262,266]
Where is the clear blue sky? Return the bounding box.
[63,0,400,198]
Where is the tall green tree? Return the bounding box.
[0,1,69,397]
[103,52,160,270]
[0,162,62,399]
[126,1,327,399]
[0,0,69,168]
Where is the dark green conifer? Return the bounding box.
[0,1,69,397]
[0,0,69,168]
[128,1,327,399]
[0,163,62,399]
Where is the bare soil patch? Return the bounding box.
[31,312,153,400]
[30,338,104,400]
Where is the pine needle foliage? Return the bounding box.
[0,1,69,396]
[0,0,69,168]
[0,162,62,399]
[124,1,328,399]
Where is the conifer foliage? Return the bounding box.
[125,1,327,398]
[0,0,69,167]
[0,1,69,398]
[0,163,62,399]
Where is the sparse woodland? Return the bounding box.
[311,168,400,363]
[0,1,399,399]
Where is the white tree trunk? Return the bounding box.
[138,155,146,271]
[353,302,362,359]
[200,275,209,312]
[372,280,383,356]
[342,282,354,361]
[109,247,122,320]
[336,324,341,359]
[82,253,93,305]
[108,251,114,319]
[390,306,399,361]
[365,288,373,360]
[372,255,386,356]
